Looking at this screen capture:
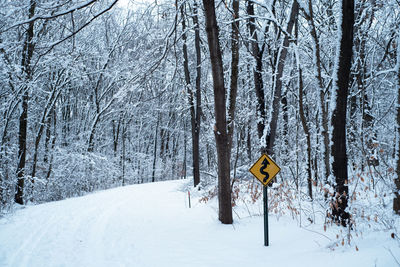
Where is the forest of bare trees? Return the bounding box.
[1,0,399,233]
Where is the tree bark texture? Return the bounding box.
[331,0,354,226]
[15,0,36,205]
[202,0,233,224]
[227,0,240,158]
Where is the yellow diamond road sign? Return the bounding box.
[249,154,281,186]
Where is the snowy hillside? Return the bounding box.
[0,179,399,267]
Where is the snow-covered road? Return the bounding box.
[0,180,398,267]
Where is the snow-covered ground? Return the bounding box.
[0,179,399,267]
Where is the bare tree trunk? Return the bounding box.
[295,6,313,199]
[160,128,166,159]
[87,115,99,152]
[298,67,313,200]
[246,0,266,144]
[181,2,202,187]
[353,2,377,170]
[112,117,121,157]
[331,0,354,227]
[61,96,70,147]
[15,0,36,205]
[46,108,57,181]
[44,110,51,164]
[193,1,202,187]
[266,0,299,156]
[247,123,252,162]
[394,33,400,215]
[227,0,239,159]
[303,0,331,184]
[31,83,61,179]
[183,119,187,179]
[202,0,233,224]
[121,125,126,186]
[151,113,160,183]
[227,0,240,158]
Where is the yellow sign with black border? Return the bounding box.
[249,154,281,186]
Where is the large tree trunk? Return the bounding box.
[331,0,354,227]
[15,0,36,205]
[202,0,233,224]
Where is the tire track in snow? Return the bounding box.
[82,198,130,266]
[7,213,58,267]
[1,181,187,267]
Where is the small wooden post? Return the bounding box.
[188,191,191,208]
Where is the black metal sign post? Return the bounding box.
[264,185,269,246]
